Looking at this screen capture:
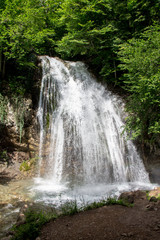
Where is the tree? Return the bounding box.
[118,25,160,145]
[55,0,119,80]
[0,0,61,90]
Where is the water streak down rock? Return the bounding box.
[37,56,149,186]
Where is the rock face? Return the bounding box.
[141,145,160,184]
[0,57,42,180]
[118,190,147,206]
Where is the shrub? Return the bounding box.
[12,210,57,240]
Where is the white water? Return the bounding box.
[34,56,152,206]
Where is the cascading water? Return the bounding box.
[34,56,151,205]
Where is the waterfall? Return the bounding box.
[33,56,153,205]
[37,56,149,189]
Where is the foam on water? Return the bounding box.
[32,178,156,207]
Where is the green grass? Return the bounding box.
[83,198,133,211]
[61,200,79,216]
[11,209,57,240]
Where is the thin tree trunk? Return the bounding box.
[113,60,117,79]
[2,55,5,80]
[0,50,2,74]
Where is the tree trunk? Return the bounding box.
[0,50,2,78]
[113,60,117,80]
[2,55,5,80]
[0,52,2,72]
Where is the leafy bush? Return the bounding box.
[19,157,37,171]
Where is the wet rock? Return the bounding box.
[120,232,134,238]
[146,204,155,211]
[154,227,160,231]
[6,231,14,236]
[121,233,127,237]
[118,192,134,204]
[149,197,158,202]
[119,190,148,206]
[128,232,133,237]
[17,213,26,225]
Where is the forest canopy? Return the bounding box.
[0,0,160,145]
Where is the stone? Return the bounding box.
[121,233,127,237]
[118,192,134,204]
[154,227,160,231]
[146,204,155,211]
[149,196,158,202]
[128,232,133,237]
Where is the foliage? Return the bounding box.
[19,157,38,171]
[60,197,133,216]
[83,198,133,211]
[12,209,57,240]
[0,150,9,166]
[119,25,160,143]
[55,0,160,81]
[0,0,160,145]
[0,0,57,62]
[0,93,8,123]
[61,200,79,216]
[56,0,118,79]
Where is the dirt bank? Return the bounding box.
[39,190,160,240]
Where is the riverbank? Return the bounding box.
[39,190,160,240]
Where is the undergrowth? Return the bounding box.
[11,210,57,240]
